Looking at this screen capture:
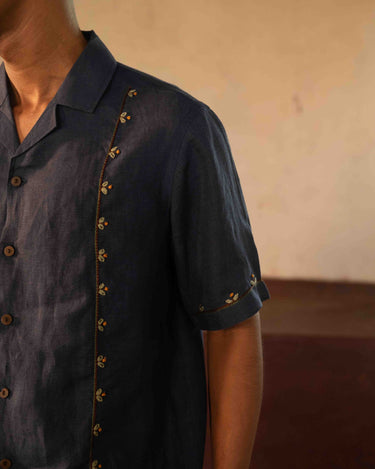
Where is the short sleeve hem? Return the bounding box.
[193,279,270,330]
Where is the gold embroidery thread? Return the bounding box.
[97,355,107,368]
[108,146,121,159]
[98,248,108,262]
[98,283,108,296]
[96,388,106,402]
[198,274,258,313]
[98,216,109,230]
[225,292,239,304]
[98,318,107,332]
[101,181,112,195]
[93,423,102,437]
[120,111,132,123]
[90,85,133,468]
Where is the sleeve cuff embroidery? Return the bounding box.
[193,275,271,330]
[197,273,259,314]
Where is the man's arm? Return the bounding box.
[203,311,263,469]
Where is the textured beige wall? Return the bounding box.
[77,0,375,283]
[10,0,375,282]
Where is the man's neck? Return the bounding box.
[0,1,87,112]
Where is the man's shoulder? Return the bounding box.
[115,60,200,103]
[114,60,212,124]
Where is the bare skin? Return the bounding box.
[203,311,264,469]
[0,0,87,144]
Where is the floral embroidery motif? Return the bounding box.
[108,146,121,159]
[225,292,239,304]
[98,248,108,262]
[98,283,109,296]
[120,111,132,123]
[101,181,112,195]
[198,274,259,313]
[98,318,107,331]
[98,216,109,230]
[93,423,103,437]
[97,354,107,368]
[250,273,258,286]
[90,87,134,466]
[96,387,106,402]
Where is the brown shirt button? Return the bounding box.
[10,176,22,187]
[0,459,12,469]
[0,314,13,325]
[0,388,9,399]
[3,245,15,257]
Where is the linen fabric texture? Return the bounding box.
[0,29,270,469]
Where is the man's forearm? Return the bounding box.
[203,312,263,469]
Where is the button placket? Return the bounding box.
[3,245,15,257]
[10,175,22,187]
[0,314,13,326]
[0,458,12,469]
[0,388,9,399]
[0,168,21,469]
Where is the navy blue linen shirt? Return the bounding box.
[0,29,270,469]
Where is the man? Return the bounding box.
[0,1,271,468]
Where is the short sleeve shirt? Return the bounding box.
[0,29,270,469]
